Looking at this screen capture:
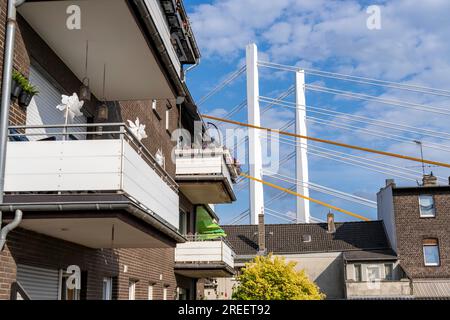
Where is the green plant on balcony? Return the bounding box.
[11,70,27,100]
[18,79,39,107]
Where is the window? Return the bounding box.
[177,287,187,300]
[59,270,80,300]
[147,284,153,300]
[179,211,188,235]
[384,264,394,280]
[163,287,168,300]
[128,280,137,300]
[423,239,440,266]
[165,109,170,133]
[354,264,362,282]
[152,99,161,120]
[102,278,113,300]
[419,195,435,217]
[367,265,381,282]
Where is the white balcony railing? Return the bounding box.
[5,123,179,229]
[174,147,239,204]
[345,280,412,298]
[175,236,235,269]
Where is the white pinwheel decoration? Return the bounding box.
[56,93,84,123]
[127,117,148,142]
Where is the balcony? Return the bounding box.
[175,236,235,278]
[18,0,180,100]
[3,123,181,248]
[345,280,412,299]
[175,148,238,204]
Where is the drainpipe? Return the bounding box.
[182,59,200,83]
[0,0,26,239]
[0,0,26,207]
[0,209,22,251]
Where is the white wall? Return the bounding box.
[377,185,397,252]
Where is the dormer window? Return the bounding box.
[419,194,435,218]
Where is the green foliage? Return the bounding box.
[12,70,39,95]
[233,254,325,300]
[12,70,27,86]
[22,81,39,95]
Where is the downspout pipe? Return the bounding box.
[0,209,22,251]
[0,0,26,207]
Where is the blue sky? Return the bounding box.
[183,0,450,224]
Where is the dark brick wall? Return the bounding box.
[393,188,450,278]
[118,99,180,178]
[1,1,28,126]
[0,228,192,300]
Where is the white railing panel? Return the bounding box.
[5,140,122,191]
[175,240,234,268]
[176,156,223,175]
[122,142,179,229]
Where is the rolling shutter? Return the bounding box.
[26,66,87,140]
[16,264,60,300]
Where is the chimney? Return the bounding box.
[385,179,396,187]
[257,211,266,254]
[422,172,438,187]
[327,211,336,234]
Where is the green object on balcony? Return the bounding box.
[196,206,226,240]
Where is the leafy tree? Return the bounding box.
[233,254,325,300]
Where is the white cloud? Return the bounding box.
[190,0,450,221]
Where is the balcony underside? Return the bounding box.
[174,263,235,278]
[1,194,184,249]
[176,176,236,204]
[18,0,174,100]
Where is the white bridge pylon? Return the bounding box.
[246,43,310,224]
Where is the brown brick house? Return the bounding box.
[0,0,236,300]
[378,175,450,298]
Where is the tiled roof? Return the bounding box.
[222,221,390,256]
[343,249,397,261]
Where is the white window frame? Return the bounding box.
[102,277,113,300]
[423,243,440,266]
[129,280,137,300]
[366,265,382,282]
[147,284,154,300]
[419,194,436,218]
[165,109,170,132]
[163,287,168,300]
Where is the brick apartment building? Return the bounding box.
[0,0,237,300]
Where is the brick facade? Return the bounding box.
[1,1,28,126]
[0,228,188,300]
[119,98,179,178]
[393,188,450,278]
[0,5,199,300]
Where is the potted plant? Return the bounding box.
[18,80,39,107]
[11,70,26,100]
